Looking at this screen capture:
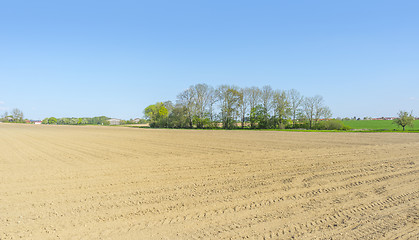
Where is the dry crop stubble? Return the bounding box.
[0,124,418,239]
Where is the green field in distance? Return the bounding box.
[343,120,419,131]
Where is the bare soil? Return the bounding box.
[0,124,418,239]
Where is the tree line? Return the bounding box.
[1,109,148,126]
[42,116,111,125]
[1,109,25,123]
[40,116,148,125]
[144,83,348,130]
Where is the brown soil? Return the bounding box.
[0,124,418,239]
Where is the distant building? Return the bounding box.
[371,117,397,120]
[108,118,121,125]
[30,120,42,124]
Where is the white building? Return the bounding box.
[108,118,121,125]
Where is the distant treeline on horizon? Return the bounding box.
[143,83,349,130]
[39,116,147,125]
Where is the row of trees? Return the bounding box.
[42,116,111,125]
[41,116,148,125]
[144,84,337,129]
[1,109,25,123]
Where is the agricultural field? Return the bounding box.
[0,124,418,239]
[343,120,419,131]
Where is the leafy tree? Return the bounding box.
[91,116,110,125]
[272,90,290,128]
[12,108,24,122]
[62,118,70,125]
[70,118,78,125]
[159,104,168,118]
[42,118,49,124]
[144,102,169,127]
[250,105,272,129]
[252,85,274,129]
[217,85,241,129]
[393,110,415,131]
[144,105,156,121]
[57,118,64,124]
[48,117,57,124]
[167,105,189,128]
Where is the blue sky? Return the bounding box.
[1,0,418,120]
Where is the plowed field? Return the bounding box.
[0,124,418,239]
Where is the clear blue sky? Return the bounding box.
[1,0,418,120]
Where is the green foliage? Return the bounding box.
[393,111,415,131]
[218,85,241,129]
[1,109,26,123]
[167,106,189,128]
[250,105,273,129]
[48,117,57,124]
[193,115,211,129]
[11,108,24,123]
[42,116,110,125]
[159,105,168,118]
[344,119,419,130]
[90,116,110,125]
[144,102,170,128]
[57,118,69,125]
[315,120,350,130]
[143,84,336,130]
[70,118,78,125]
[124,118,147,124]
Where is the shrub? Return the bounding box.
[278,123,286,129]
[316,120,351,130]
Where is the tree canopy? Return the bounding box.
[393,111,415,131]
[144,102,170,127]
[143,83,339,130]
